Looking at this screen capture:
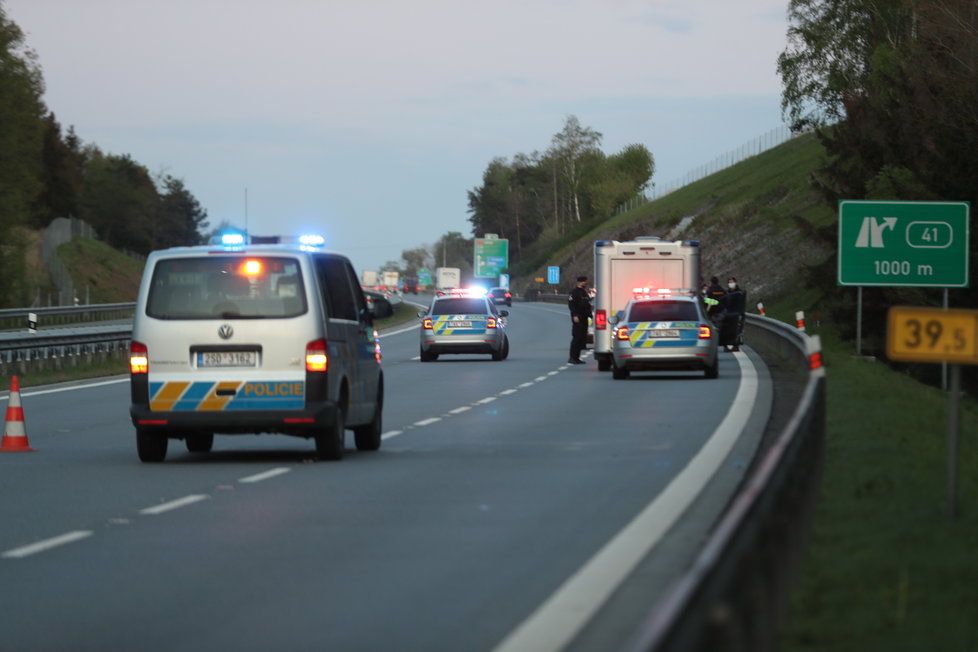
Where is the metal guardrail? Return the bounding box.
[625,313,826,652]
[0,302,136,319]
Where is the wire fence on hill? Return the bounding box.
[615,125,801,215]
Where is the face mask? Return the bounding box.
[728,282,736,290]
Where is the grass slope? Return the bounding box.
[57,238,145,304]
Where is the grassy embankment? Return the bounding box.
[522,133,978,648]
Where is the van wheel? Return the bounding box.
[597,356,612,372]
[705,357,719,379]
[612,363,630,380]
[315,406,345,461]
[354,385,383,452]
[137,428,168,463]
[185,433,214,453]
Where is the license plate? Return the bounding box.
[648,329,680,338]
[447,321,472,328]
[196,351,258,368]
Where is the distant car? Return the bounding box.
[418,289,509,361]
[487,287,512,306]
[363,289,394,318]
[610,290,718,379]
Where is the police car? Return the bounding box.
[418,289,509,361]
[609,288,719,379]
[128,233,384,462]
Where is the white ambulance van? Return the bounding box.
[129,235,384,462]
[592,237,701,371]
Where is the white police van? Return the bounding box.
[128,234,384,462]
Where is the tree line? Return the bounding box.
[779,0,978,330]
[0,3,207,306]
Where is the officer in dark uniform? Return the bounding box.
[721,276,747,351]
[567,275,592,364]
[706,276,726,322]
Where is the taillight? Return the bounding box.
[486,316,497,329]
[422,317,433,330]
[130,341,148,374]
[374,329,382,363]
[615,325,630,341]
[699,325,712,339]
[305,338,328,372]
[596,310,607,330]
[505,292,511,298]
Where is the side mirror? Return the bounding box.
[608,315,619,326]
[417,309,428,319]
[499,310,509,317]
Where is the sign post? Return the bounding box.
[839,201,970,354]
[887,305,978,519]
[474,235,509,279]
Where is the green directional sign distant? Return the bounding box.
[474,235,509,279]
[838,200,970,287]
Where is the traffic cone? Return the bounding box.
[1,376,34,452]
[757,302,766,316]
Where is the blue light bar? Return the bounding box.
[298,234,325,247]
[221,233,246,246]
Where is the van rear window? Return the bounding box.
[628,300,698,322]
[147,257,307,319]
[430,298,487,315]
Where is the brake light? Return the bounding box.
[615,325,630,341]
[699,325,712,339]
[486,316,497,329]
[305,338,328,372]
[130,341,148,374]
[240,259,263,276]
[595,310,607,330]
[422,317,433,330]
[505,292,511,298]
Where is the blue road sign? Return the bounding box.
[547,266,560,285]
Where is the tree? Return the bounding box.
[432,231,473,277]
[77,151,160,254]
[33,112,85,227]
[550,115,602,223]
[157,175,209,247]
[400,246,430,275]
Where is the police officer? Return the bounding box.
[706,276,726,322]
[721,276,747,352]
[567,275,592,364]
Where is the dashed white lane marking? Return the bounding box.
[547,371,560,376]
[239,468,291,484]
[3,531,94,559]
[493,352,759,652]
[534,376,548,382]
[381,430,403,440]
[476,397,497,404]
[410,356,421,360]
[414,417,441,427]
[499,389,517,396]
[518,382,534,388]
[449,406,472,415]
[139,495,210,516]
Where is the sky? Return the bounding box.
[6,0,790,273]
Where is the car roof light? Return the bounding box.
[298,234,325,247]
[220,233,246,246]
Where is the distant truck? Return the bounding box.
[382,270,400,291]
[593,237,701,371]
[435,267,461,291]
[362,270,378,288]
[402,275,419,294]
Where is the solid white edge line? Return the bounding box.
[1,377,130,402]
[2,530,94,559]
[449,406,471,414]
[139,494,210,516]
[414,417,441,427]
[238,467,291,484]
[381,430,403,440]
[493,352,758,652]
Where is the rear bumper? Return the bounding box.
[129,401,337,436]
[613,345,716,371]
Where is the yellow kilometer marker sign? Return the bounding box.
[887,306,978,365]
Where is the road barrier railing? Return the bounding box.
[625,313,826,652]
[0,302,136,331]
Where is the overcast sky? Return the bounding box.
[7,0,790,272]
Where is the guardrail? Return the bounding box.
[625,313,826,651]
[0,302,137,332]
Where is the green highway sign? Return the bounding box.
[474,235,509,279]
[838,200,970,287]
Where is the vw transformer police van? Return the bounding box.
[592,237,701,371]
[129,234,384,462]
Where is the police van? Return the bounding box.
[128,234,384,462]
[593,237,701,371]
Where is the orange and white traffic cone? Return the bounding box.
[757,302,766,316]
[1,376,34,453]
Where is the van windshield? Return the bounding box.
[146,256,307,319]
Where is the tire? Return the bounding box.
[354,383,383,452]
[315,405,345,461]
[612,363,630,380]
[185,433,214,453]
[705,356,719,379]
[597,356,612,372]
[136,428,168,463]
[420,348,437,362]
[492,346,504,361]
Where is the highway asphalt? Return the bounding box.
[0,300,771,651]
